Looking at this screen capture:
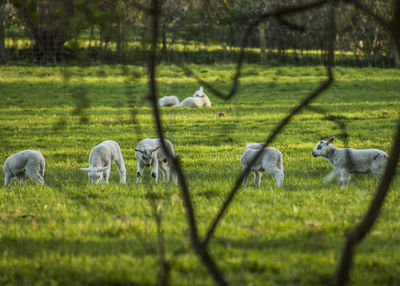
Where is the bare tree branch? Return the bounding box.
[144,0,398,284]
[276,15,306,32]
[203,75,334,246]
[130,0,153,14]
[334,1,400,284]
[342,0,391,29]
[175,0,331,101]
[146,1,228,285]
[146,193,170,286]
[306,105,349,142]
[202,0,337,248]
[334,116,400,286]
[221,0,330,25]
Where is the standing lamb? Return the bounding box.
[80,140,126,184]
[312,136,389,188]
[135,138,178,184]
[158,95,180,107]
[176,86,212,107]
[240,143,284,188]
[3,150,46,187]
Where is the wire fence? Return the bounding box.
[1,14,398,67]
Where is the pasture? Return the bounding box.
[0,64,400,285]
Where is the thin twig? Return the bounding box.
[147,193,170,286]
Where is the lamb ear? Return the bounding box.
[327,136,335,144]
[80,168,91,172]
[95,166,109,172]
[197,86,205,97]
[151,146,161,153]
[135,149,144,153]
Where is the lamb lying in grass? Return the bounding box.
[312,136,389,188]
[3,150,46,187]
[80,140,126,184]
[175,86,212,107]
[240,143,284,188]
[135,138,178,184]
[158,95,180,107]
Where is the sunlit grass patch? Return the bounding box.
[0,64,399,285]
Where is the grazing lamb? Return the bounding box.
[3,150,46,187]
[312,136,389,188]
[158,95,180,107]
[135,138,178,184]
[176,86,212,107]
[80,140,126,184]
[240,143,284,188]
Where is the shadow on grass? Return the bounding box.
[0,263,142,286]
[0,235,159,258]
[210,228,396,255]
[1,80,399,109]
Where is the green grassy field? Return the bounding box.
[0,64,400,285]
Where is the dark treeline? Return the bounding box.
[0,0,398,67]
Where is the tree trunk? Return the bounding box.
[394,42,400,68]
[161,21,167,57]
[89,25,94,48]
[116,21,123,59]
[31,29,66,62]
[0,18,5,64]
[0,4,5,64]
[259,21,266,64]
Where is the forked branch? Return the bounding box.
[202,0,337,247]
[175,0,331,101]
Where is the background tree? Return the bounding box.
[10,0,91,62]
[0,0,7,64]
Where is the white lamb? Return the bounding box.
[312,136,389,188]
[80,140,126,184]
[176,86,212,107]
[135,138,178,184]
[158,95,180,107]
[3,150,46,187]
[240,143,284,188]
